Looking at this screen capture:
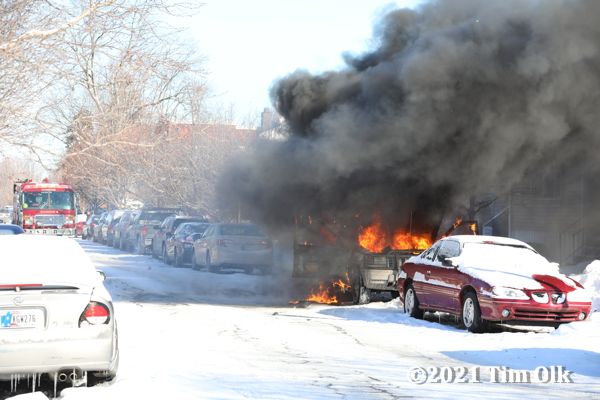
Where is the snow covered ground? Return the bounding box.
[3,239,600,399]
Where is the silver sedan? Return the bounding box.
[0,235,118,387]
[191,223,273,274]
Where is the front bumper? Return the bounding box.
[25,228,76,236]
[479,296,592,326]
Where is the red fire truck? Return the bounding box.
[12,179,79,236]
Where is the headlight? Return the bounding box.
[492,287,530,300]
[24,218,33,225]
[568,289,592,303]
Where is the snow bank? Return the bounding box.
[0,236,100,287]
[571,260,600,321]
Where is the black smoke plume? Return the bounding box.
[221,0,600,237]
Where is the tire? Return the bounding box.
[82,232,87,240]
[174,250,182,268]
[135,237,145,255]
[391,291,400,299]
[163,245,172,265]
[352,273,371,305]
[462,292,486,333]
[93,233,98,243]
[112,235,118,248]
[118,236,124,250]
[207,252,218,273]
[191,251,199,271]
[151,241,158,259]
[404,283,424,319]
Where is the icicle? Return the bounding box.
[72,368,76,387]
[54,372,58,399]
[10,373,13,392]
[32,372,36,392]
[38,372,41,387]
[84,371,88,387]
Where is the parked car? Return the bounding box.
[101,210,128,246]
[0,207,11,224]
[75,214,87,237]
[399,235,593,332]
[113,211,135,249]
[0,235,118,385]
[82,215,100,240]
[163,222,210,267]
[153,215,210,262]
[0,224,25,235]
[125,208,182,255]
[93,212,108,243]
[191,223,273,275]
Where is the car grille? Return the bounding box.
[513,309,579,321]
[34,215,64,227]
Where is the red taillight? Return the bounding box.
[217,239,234,247]
[91,222,95,227]
[259,240,272,249]
[142,226,147,236]
[169,229,175,234]
[109,225,114,231]
[182,235,194,244]
[81,302,110,326]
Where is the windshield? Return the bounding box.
[462,242,548,270]
[219,224,266,237]
[22,191,74,210]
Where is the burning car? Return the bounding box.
[400,235,593,332]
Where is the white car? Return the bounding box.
[0,236,118,386]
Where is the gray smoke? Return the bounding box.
[222,0,600,234]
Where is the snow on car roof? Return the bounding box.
[0,236,99,287]
[443,235,534,249]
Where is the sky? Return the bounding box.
[182,0,423,123]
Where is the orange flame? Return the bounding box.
[358,216,389,253]
[470,223,477,235]
[393,229,431,250]
[301,279,351,304]
[359,215,431,252]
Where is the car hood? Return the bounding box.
[457,261,578,292]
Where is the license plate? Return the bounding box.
[0,309,45,329]
[241,245,254,251]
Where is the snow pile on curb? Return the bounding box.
[573,260,600,320]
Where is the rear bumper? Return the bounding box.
[0,327,116,376]
[213,247,273,267]
[479,297,592,325]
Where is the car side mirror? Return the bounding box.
[96,269,107,282]
[441,258,456,267]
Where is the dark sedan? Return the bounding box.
[163,223,210,267]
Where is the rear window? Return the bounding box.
[139,212,175,224]
[219,224,266,237]
[173,218,206,231]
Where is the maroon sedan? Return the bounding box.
[399,236,592,332]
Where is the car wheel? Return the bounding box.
[207,252,217,273]
[93,234,98,243]
[404,283,424,319]
[462,292,486,333]
[112,236,118,248]
[82,232,87,240]
[118,236,123,250]
[352,273,371,305]
[174,251,181,268]
[163,245,172,265]
[191,251,199,271]
[136,237,145,255]
[151,241,158,259]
